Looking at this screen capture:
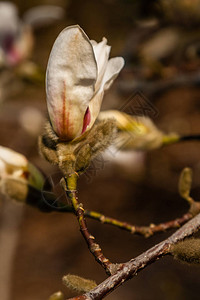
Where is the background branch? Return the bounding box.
[67,212,200,300]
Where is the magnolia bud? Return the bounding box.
[63,274,97,293]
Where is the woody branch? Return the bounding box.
[67,211,200,300]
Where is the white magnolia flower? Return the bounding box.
[0,146,44,201]
[46,25,124,141]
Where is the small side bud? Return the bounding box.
[38,122,59,165]
[62,274,97,293]
[49,291,64,300]
[178,167,193,203]
[170,238,200,265]
[75,144,91,174]
[108,263,123,275]
[82,119,117,157]
[74,119,117,174]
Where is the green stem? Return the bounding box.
[162,133,200,146]
[65,173,112,275]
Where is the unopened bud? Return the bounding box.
[63,274,97,293]
[49,291,64,300]
[178,167,193,203]
[98,110,164,150]
[170,238,200,265]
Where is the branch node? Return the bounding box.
[100,215,106,223]
[108,263,124,275]
[130,226,136,234]
[150,223,155,228]
[78,204,84,211]
[90,243,102,253]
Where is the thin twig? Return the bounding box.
[179,135,200,142]
[27,188,198,237]
[67,212,200,300]
[84,209,193,237]
[65,174,112,275]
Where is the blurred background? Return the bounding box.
[1,0,200,299]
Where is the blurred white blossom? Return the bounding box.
[0,146,44,202]
[23,5,65,29]
[0,1,33,67]
[19,106,44,136]
[0,2,65,68]
[98,110,164,150]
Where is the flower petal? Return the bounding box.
[87,57,125,132]
[101,57,124,91]
[91,37,111,91]
[46,25,97,140]
[88,90,104,131]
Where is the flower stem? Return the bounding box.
[163,134,200,146]
[65,173,112,275]
[179,134,200,142]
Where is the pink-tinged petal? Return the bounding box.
[46,25,97,140]
[7,46,21,65]
[14,26,34,63]
[81,107,91,134]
